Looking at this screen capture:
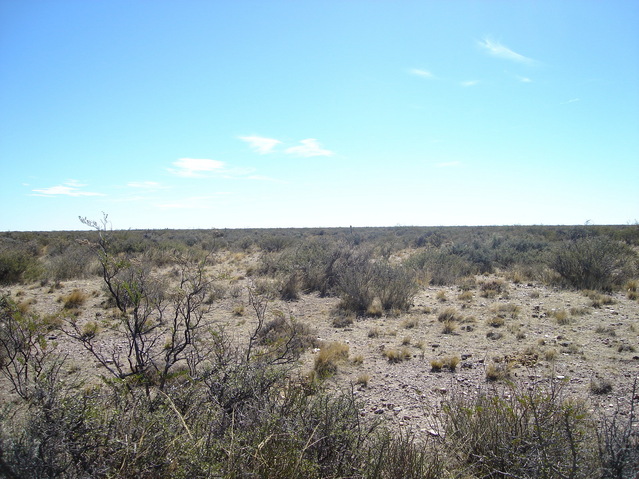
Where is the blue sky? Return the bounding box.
[1,0,637,231]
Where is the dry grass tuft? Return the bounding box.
[485,361,511,381]
[355,373,370,387]
[60,289,88,309]
[441,320,458,334]
[552,309,571,325]
[383,347,411,363]
[314,341,350,378]
[438,307,462,323]
[400,317,419,329]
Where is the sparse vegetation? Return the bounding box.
[383,347,411,363]
[550,236,637,291]
[314,341,350,378]
[441,320,458,334]
[60,289,88,309]
[437,307,462,323]
[1,223,638,478]
[590,377,613,395]
[485,361,510,381]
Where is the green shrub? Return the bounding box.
[442,382,600,478]
[335,252,416,315]
[0,249,40,285]
[405,248,474,285]
[550,237,637,291]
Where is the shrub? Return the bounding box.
[0,295,59,399]
[442,382,600,478]
[0,249,40,285]
[550,237,637,291]
[256,313,316,361]
[335,252,417,315]
[405,248,474,285]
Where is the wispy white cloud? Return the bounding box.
[517,75,533,83]
[460,80,479,87]
[169,158,225,178]
[285,138,333,157]
[410,68,434,79]
[31,180,105,197]
[478,37,534,64]
[239,135,282,154]
[561,98,580,105]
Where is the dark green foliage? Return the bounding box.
[550,237,637,291]
[334,250,417,315]
[0,249,40,284]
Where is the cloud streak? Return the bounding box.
[31,180,104,197]
[238,136,282,154]
[285,139,333,157]
[169,158,225,177]
[240,136,334,157]
[410,68,434,79]
[478,37,534,64]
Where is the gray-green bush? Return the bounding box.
[550,237,637,291]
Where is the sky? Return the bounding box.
[1,0,638,231]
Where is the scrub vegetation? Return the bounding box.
[0,219,638,477]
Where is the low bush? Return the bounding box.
[405,248,474,285]
[0,249,41,285]
[442,381,600,478]
[335,252,417,315]
[550,236,637,291]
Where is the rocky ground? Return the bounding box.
[4,251,638,438]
